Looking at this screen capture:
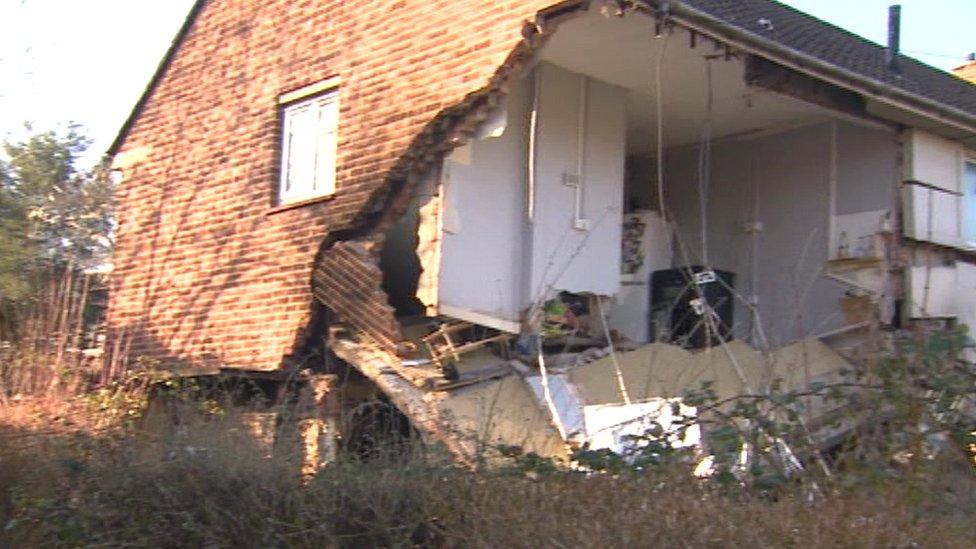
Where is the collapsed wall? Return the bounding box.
[107,0,577,372]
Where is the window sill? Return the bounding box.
[266,193,336,215]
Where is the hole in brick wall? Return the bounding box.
[326,353,420,460]
[379,195,426,318]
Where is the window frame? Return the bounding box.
[962,155,976,248]
[276,81,341,206]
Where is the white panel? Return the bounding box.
[526,374,586,440]
[611,210,672,343]
[904,129,963,193]
[529,63,625,302]
[583,400,700,457]
[901,184,963,248]
[954,262,976,360]
[437,78,531,324]
[907,264,957,318]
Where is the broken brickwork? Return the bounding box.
[108,0,583,369]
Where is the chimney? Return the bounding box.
[886,4,901,73]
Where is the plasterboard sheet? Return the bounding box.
[582,399,700,457]
[526,373,586,441]
[907,263,957,318]
[905,129,963,193]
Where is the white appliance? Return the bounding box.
[609,210,672,343]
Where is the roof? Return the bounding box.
[107,0,206,158]
[107,0,976,157]
[673,0,976,126]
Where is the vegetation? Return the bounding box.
[0,391,972,548]
[2,329,975,548]
[0,125,113,397]
[575,328,976,494]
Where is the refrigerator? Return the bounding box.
[609,210,672,343]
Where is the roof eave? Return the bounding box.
[641,0,976,137]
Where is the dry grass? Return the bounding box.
[1,397,973,548]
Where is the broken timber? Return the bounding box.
[328,331,475,466]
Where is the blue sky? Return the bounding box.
[1,0,973,165]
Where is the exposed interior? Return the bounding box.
[380,9,899,350]
[323,7,976,466]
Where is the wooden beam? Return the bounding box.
[745,55,867,119]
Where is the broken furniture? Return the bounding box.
[421,321,512,371]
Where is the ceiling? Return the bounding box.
[538,9,828,154]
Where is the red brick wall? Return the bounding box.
[109,0,567,370]
[312,240,401,352]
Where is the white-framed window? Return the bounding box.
[962,159,976,245]
[279,89,339,204]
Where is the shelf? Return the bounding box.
[826,257,884,271]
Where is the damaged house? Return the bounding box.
[108,0,976,466]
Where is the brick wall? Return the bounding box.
[109,0,570,370]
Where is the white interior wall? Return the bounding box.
[437,63,627,329]
[659,120,897,345]
[528,63,626,303]
[437,76,531,327]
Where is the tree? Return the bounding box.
[0,125,114,340]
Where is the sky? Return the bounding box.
[0,0,973,167]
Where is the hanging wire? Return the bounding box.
[697,59,714,266]
[596,297,632,405]
[655,29,672,220]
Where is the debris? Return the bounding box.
[526,372,587,442]
[422,321,512,370]
[583,399,700,458]
[430,362,515,391]
[437,374,566,459]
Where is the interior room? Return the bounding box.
[381,8,899,351]
[539,10,898,348]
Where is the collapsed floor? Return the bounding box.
[325,304,865,467]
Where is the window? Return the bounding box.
[963,160,976,245]
[279,89,339,204]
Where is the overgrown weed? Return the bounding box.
[1,394,973,547]
[1,328,975,546]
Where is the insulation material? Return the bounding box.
[568,339,849,424]
[583,399,701,457]
[416,191,442,314]
[437,375,566,459]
